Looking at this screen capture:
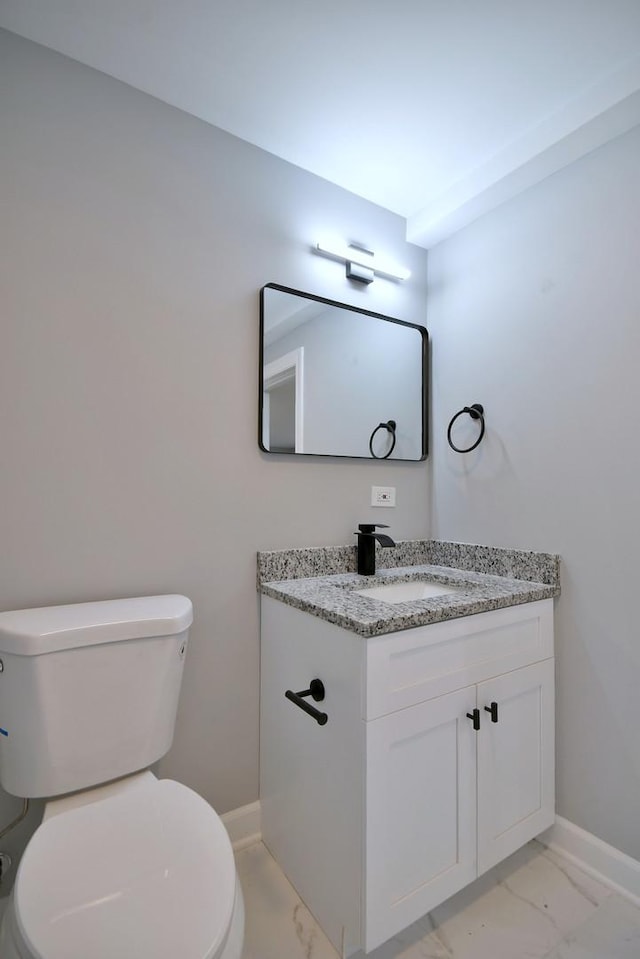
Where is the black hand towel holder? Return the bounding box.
[369,419,396,459]
[447,403,485,453]
[285,679,328,726]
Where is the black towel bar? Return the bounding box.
[285,678,328,726]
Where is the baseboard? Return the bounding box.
[539,815,640,908]
[220,804,640,905]
[221,800,261,851]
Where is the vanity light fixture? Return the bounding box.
[315,239,411,283]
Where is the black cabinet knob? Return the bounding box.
[484,702,499,723]
[466,708,480,731]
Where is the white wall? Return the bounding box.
[0,29,429,868]
[428,123,640,860]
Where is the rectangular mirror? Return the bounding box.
[259,284,428,460]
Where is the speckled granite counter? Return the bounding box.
[257,540,560,637]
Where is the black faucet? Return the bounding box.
[354,523,396,576]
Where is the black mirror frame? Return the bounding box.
[259,283,429,461]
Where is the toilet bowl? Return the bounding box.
[0,595,245,959]
[0,771,244,959]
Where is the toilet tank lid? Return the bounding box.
[0,595,193,656]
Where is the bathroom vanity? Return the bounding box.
[258,541,559,957]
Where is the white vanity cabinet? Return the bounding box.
[260,595,555,956]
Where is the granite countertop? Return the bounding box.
[257,540,560,638]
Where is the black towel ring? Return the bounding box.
[447,404,485,453]
[369,420,397,459]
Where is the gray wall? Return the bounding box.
[0,29,429,867]
[428,123,640,860]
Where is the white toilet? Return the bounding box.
[0,595,244,959]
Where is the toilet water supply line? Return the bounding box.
[0,797,29,883]
[0,799,29,843]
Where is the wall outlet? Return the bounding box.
[371,486,396,507]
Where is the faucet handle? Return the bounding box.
[357,523,390,535]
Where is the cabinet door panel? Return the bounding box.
[477,658,555,874]
[365,686,477,952]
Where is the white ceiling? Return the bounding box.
[1,0,639,248]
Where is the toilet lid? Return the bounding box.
[14,778,236,959]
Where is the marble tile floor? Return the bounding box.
[236,839,640,959]
[1,840,638,957]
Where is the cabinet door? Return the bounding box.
[477,658,555,875]
[365,686,477,952]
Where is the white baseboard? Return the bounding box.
[221,800,261,851]
[539,815,640,908]
[219,804,640,909]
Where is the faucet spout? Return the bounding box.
[373,533,395,548]
[354,523,396,576]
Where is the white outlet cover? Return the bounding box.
[371,486,396,507]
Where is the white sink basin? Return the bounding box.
[354,580,463,604]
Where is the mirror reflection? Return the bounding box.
[259,284,428,460]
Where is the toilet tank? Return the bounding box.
[0,595,193,798]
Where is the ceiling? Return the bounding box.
[1,0,639,248]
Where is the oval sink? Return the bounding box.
[354,580,463,604]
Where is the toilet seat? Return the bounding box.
[13,776,237,959]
